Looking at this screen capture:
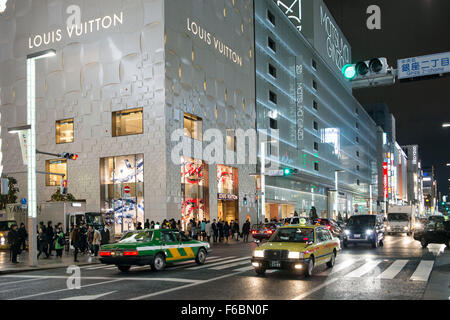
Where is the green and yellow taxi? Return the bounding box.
[251,224,340,277]
[99,229,211,272]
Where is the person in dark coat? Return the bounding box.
[47,221,55,256]
[71,225,82,262]
[218,220,224,242]
[18,223,28,251]
[100,226,110,245]
[224,221,230,243]
[144,219,150,229]
[233,221,240,241]
[242,219,251,243]
[7,224,20,263]
[136,222,143,230]
[37,227,49,259]
[211,219,218,243]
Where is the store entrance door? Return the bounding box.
[218,200,239,223]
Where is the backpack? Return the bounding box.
[58,235,66,246]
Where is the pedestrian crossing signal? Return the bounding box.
[60,179,68,195]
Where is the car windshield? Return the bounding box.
[388,213,409,222]
[347,216,376,227]
[119,231,152,243]
[269,228,314,243]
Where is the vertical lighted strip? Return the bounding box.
[27,58,37,219]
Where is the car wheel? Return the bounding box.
[151,253,166,271]
[118,265,131,273]
[326,251,336,268]
[420,237,428,248]
[195,248,207,265]
[305,257,314,277]
[255,267,266,276]
[371,238,378,248]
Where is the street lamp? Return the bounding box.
[26,49,56,267]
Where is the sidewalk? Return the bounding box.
[423,249,450,300]
[0,250,99,275]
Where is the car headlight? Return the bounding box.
[403,226,408,230]
[288,251,304,259]
[205,243,210,249]
[366,230,373,235]
[387,226,391,230]
[253,250,264,258]
[344,230,351,235]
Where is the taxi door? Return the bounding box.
[315,228,330,265]
[160,230,183,262]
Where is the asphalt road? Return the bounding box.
[0,235,447,300]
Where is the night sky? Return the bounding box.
[324,0,450,197]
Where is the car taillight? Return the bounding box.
[99,251,111,257]
[327,225,331,230]
[123,251,139,256]
[268,230,273,234]
[252,230,256,234]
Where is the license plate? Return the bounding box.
[270,261,281,268]
[353,234,361,238]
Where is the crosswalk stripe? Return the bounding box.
[316,259,359,276]
[210,260,250,270]
[344,260,381,278]
[376,260,409,279]
[86,265,114,270]
[187,256,251,270]
[233,266,254,272]
[410,260,434,282]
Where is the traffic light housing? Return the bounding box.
[342,58,389,81]
[243,196,248,206]
[60,179,68,195]
[283,168,298,176]
[61,152,78,160]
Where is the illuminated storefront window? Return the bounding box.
[112,108,143,137]
[217,164,239,222]
[56,118,74,144]
[100,154,144,235]
[181,157,209,229]
[46,159,67,186]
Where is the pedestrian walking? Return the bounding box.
[187,220,193,237]
[201,219,206,241]
[212,219,218,243]
[80,223,88,253]
[71,225,81,262]
[224,221,230,243]
[144,219,150,229]
[37,227,49,259]
[18,223,27,251]
[136,222,143,230]
[54,227,65,258]
[150,221,155,229]
[93,227,102,257]
[105,222,115,243]
[171,219,177,230]
[87,225,94,256]
[233,220,240,241]
[192,221,198,240]
[7,224,20,263]
[205,220,212,242]
[47,221,55,256]
[242,219,251,243]
[177,220,182,231]
[100,226,110,245]
[218,220,224,242]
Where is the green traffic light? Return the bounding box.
[342,64,357,80]
[284,168,291,176]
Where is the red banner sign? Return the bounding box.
[383,162,388,199]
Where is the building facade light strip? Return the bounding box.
[256,15,378,137]
[256,100,297,126]
[266,184,328,198]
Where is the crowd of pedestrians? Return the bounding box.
[184,218,252,243]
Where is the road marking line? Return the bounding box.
[129,271,248,300]
[86,265,115,270]
[233,266,254,272]
[9,279,123,300]
[344,260,381,278]
[0,277,47,286]
[410,260,434,282]
[61,291,117,300]
[210,260,250,270]
[376,260,409,279]
[266,270,279,274]
[316,259,359,276]
[169,257,235,270]
[187,256,250,270]
[291,278,339,300]
[1,274,198,283]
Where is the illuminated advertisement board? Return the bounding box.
[383,162,388,199]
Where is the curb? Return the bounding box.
[0,261,99,275]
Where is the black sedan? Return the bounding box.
[414,220,450,248]
[343,215,385,248]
